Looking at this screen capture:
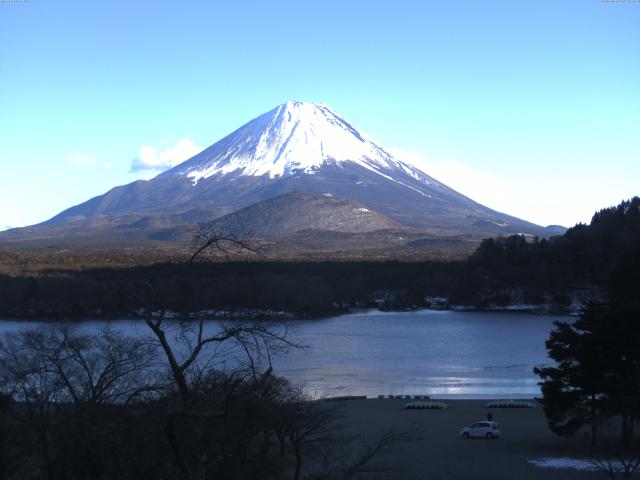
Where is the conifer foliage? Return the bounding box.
[535,248,640,447]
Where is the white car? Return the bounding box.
[460,421,500,439]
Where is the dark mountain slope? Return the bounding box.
[212,191,402,237]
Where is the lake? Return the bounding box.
[0,309,563,399]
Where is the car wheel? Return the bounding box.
[462,432,469,439]
[486,432,493,439]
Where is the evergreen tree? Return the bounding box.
[534,302,609,445]
[603,250,640,447]
[535,248,640,447]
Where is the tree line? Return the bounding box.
[469,196,640,289]
[2,197,637,319]
[0,260,461,319]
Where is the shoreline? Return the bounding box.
[0,303,577,322]
[323,395,540,401]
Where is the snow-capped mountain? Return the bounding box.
[5,101,560,249]
[165,101,436,191]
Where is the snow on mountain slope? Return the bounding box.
[164,101,436,189]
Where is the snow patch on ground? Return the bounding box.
[528,457,627,472]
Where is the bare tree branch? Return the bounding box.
[190,222,261,264]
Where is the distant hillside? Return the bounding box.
[0,192,480,260]
[212,192,402,236]
[467,196,640,290]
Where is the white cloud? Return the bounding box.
[130,138,203,172]
[421,159,508,201]
[67,154,96,166]
[388,147,508,206]
[387,147,602,227]
[386,148,427,168]
[103,162,113,169]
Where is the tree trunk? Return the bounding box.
[260,430,271,457]
[276,431,286,457]
[621,412,632,449]
[145,318,191,407]
[40,433,55,480]
[590,397,598,447]
[33,419,56,480]
[293,444,302,480]
[165,414,190,477]
[0,435,6,480]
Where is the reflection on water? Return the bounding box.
[0,309,561,398]
[271,309,559,398]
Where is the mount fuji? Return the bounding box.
[2,101,561,253]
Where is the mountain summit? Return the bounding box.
[3,101,561,251]
[164,101,431,186]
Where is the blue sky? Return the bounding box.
[1,0,638,229]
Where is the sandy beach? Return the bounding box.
[338,399,604,480]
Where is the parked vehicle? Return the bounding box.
[460,421,501,439]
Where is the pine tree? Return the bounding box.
[535,248,640,447]
[534,302,609,445]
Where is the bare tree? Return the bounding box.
[0,329,68,480]
[591,454,640,480]
[122,223,294,409]
[282,397,411,480]
[0,393,25,480]
[190,221,260,263]
[20,325,158,407]
[308,427,411,480]
[0,325,158,480]
[131,304,297,409]
[287,400,344,480]
[116,225,303,479]
[338,429,411,480]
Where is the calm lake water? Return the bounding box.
[0,310,563,398]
